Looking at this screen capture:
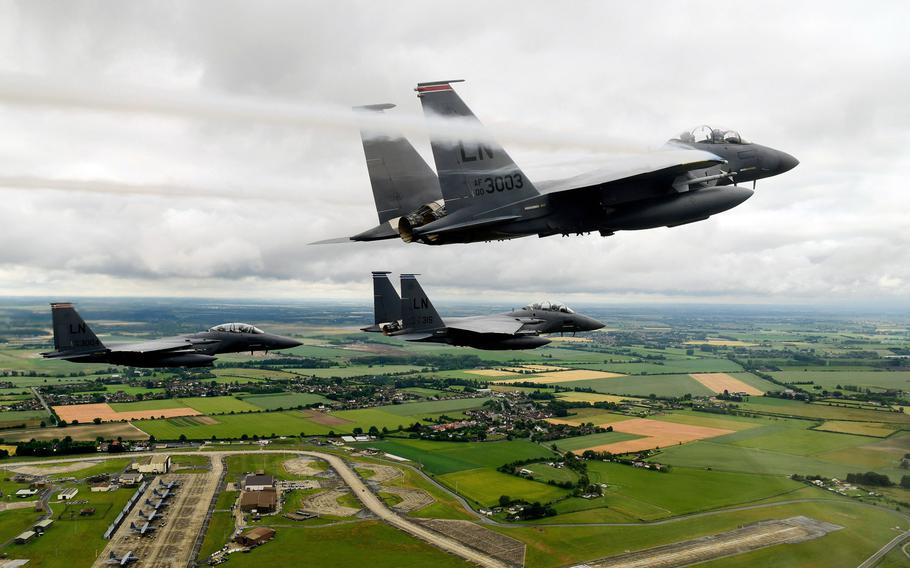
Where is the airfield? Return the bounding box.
[0,301,907,567]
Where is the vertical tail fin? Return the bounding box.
[363,271,401,332]
[400,274,443,332]
[355,104,443,223]
[416,80,539,213]
[50,303,104,352]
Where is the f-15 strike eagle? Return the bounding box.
[41,303,301,368]
[363,272,603,350]
[317,81,797,245]
[106,551,138,566]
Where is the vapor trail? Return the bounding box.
[0,175,300,201]
[0,73,649,154]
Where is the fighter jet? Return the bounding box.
[137,509,159,523]
[129,521,155,536]
[41,303,301,368]
[318,81,797,245]
[145,498,169,510]
[152,488,172,500]
[106,551,138,566]
[364,272,603,350]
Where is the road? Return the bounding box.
[856,530,910,568]
[30,386,53,422]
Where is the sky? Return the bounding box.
[0,1,907,306]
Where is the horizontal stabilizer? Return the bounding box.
[414,214,520,236]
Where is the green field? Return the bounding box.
[3,484,134,567]
[111,396,262,414]
[556,374,716,398]
[771,370,910,392]
[240,392,331,410]
[437,468,571,507]
[495,499,905,568]
[737,396,910,424]
[197,511,235,561]
[221,520,471,567]
[289,364,425,378]
[359,439,557,475]
[582,358,743,375]
[0,409,49,427]
[552,431,644,452]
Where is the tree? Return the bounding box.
[499,495,511,507]
[93,417,102,425]
[901,475,910,489]
[352,427,364,436]
[179,434,187,442]
[368,426,380,436]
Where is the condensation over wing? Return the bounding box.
[108,337,209,354]
[444,315,528,336]
[535,149,725,195]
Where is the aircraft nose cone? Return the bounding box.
[778,151,799,174]
[580,316,605,332]
[276,336,302,350]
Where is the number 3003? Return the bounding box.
[474,173,523,196]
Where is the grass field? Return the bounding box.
[437,468,571,507]
[555,374,717,398]
[771,370,910,392]
[497,499,904,568]
[359,439,557,475]
[239,392,331,410]
[109,395,262,414]
[221,520,471,568]
[738,396,910,424]
[3,484,134,567]
[554,392,642,404]
[290,364,424,378]
[813,420,898,437]
[197,511,235,561]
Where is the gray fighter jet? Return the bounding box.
[41,303,301,368]
[318,81,797,245]
[363,272,603,350]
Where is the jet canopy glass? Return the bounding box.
[677,125,748,145]
[524,301,575,314]
[208,323,265,334]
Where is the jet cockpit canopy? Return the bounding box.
[524,301,575,314]
[209,323,264,334]
[677,125,748,145]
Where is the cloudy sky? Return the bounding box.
[0,1,907,306]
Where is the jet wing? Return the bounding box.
[109,337,215,355]
[536,149,724,196]
[444,315,528,336]
[309,221,399,245]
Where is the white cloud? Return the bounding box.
[0,0,907,305]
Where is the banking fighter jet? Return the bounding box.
[317,81,797,245]
[41,303,301,368]
[363,272,603,350]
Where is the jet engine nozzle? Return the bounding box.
[398,201,446,243]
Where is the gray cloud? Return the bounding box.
[0,1,907,305]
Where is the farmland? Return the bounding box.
[2,300,910,567]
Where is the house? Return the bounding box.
[243,474,275,491]
[235,527,276,547]
[15,489,38,498]
[136,455,170,474]
[119,473,144,486]
[239,489,277,513]
[91,484,114,492]
[34,519,53,533]
[57,488,78,500]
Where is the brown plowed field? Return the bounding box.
[576,418,734,454]
[690,373,764,396]
[53,403,199,423]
